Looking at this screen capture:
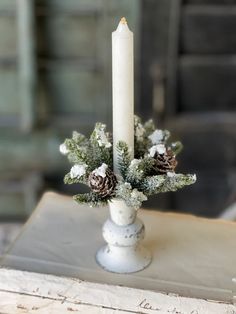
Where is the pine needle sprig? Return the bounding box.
[73,192,110,207]
[72,131,89,146]
[158,173,196,193]
[143,119,156,135]
[134,115,152,158]
[88,123,113,170]
[64,172,88,185]
[116,141,131,178]
[115,181,147,209]
[126,157,155,187]
[140,175,166,195]
[169,141,183,156]
[65,138,88,164]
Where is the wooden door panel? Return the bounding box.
[38,15,98,59]
[181,6,236,54]
[40,67,105,117]
[0,4,18,123]
[0,0,16,9]
[0,67,19,116]
[173,171,233,217]
[166,115,236,216]
[0,193,26,219]
[36,0,102,10]
[178,129,236,169]
[179,56,236,111]
[0,16,17,58]
[0,174,42,220]
[0,0,140,219]
[184,0,236,4]
[36,0,140,129]
[0,132,63,173]
[168,114,236,169]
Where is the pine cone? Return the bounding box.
[88,168,117,198]
[152,149,177,175]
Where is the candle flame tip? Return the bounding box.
[120,17,127,24]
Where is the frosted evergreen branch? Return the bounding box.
[170,141,183,156]
[64,138,88,164]
[87,144,112,171]
[61,115,197,209]
[162,130,170,142]
[89,123,112,169]
[64,172,88,185]
[90,122,112,148]
[126,157,155,186]
[116,141,131,178]
[72,131,88,146]
[141,175,167,195]
[157,173,196,193]
[73,192,109,207]
[143,119,155,135]
[134,117,152,158]
[115,182,147,209]
[142,173,196,196]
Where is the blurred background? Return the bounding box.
[0,0,236,245]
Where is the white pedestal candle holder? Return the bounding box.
[96,199,152,273]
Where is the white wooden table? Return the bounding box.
[1,192,236,313]
[0,223,22,255]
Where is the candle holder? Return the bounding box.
[96,198,151,273]
[60,115,196,274]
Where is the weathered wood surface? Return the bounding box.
[0,173,42,219]
[220,202,236,220]
[0,268,235,314]
[166,113,236,216]
[0,132,63,173]
[166,0,181,116]
[179,56,236,111]
[0,223,22,255]
[2,192,236,302]
[140,0,172,119]
[181,5,236,54]
[185,0,236,5]
[167,113,236,168]
[18,0,37,132]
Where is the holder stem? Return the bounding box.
[96,199,152,273]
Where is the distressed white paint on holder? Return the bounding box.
[96,198,152,273]
[0,268,235,314]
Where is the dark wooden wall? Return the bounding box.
[0,0,140,220]
[141,0,236,217]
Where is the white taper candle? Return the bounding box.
[112,17,134,174]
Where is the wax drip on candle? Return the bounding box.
[120,17,127,24]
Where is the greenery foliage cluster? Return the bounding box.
[60,116,196,209]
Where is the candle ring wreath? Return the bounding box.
[60,115,196,209]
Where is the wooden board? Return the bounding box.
[179,56,236,111]
[0,15,17,58]
[0,268,235,313]
[181,5,236,54]
[2,192,236,303]
[0,174,42,220]
[165,114,236,216]
[0,223,22,255]
[0,132,63,173]
[185,0,236,4]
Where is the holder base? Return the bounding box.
[96,244,152,274]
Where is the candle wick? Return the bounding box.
[120,17,127,24]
